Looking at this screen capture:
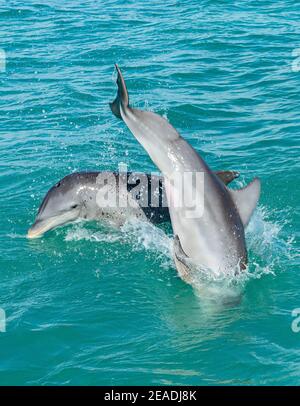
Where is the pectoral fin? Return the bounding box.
[174,235,190,269]
[229,177,261,227]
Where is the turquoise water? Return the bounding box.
[0,0,300,385]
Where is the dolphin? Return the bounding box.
[27,170,239,239]
[110,65,261,279]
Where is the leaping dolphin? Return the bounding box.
[27,170,239,239]
[110,65,261,280]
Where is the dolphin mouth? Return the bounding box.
[27,218,58,239]
[27,209,81,239]
[27,229,44,239]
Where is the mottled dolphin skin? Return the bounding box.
[27,170,239,239]
[110,65,261,278]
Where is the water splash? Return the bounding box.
[63,203,294,299]
[121,220,172,257]
[65,226,122,244]
[246,205,295,267]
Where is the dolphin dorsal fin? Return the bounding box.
[229,177,261,227]
[215,170,239,185]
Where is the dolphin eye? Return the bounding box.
[71,204,78,209]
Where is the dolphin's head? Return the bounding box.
[27,174,85,239]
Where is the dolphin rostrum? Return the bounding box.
[27,170,239,239]
[110,65,261,279]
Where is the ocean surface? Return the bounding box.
[0,0,299,385]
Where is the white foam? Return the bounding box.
[65,227,122,243]
[246,205,295,276]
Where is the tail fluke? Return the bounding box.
[109,64,129,119]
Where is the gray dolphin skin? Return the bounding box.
[27,170,239,239]
[110,65,261,278]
